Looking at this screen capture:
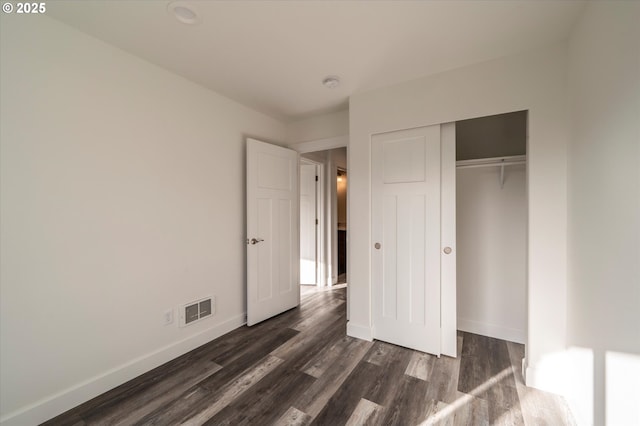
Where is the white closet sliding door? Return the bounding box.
[371,124,456,356]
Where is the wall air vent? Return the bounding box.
[179,296,215,327]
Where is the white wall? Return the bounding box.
[331,147,347,170]
[286,109,349,144]
[0,15,286,425]
[566,2,640,425]
[348,44,568,387]
[457,165,527,343]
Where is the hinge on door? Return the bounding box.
[316,219,318,225]
[315,175,318,182]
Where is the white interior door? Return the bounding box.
[371,125,442,355]
[246,138,299,326]
[300,162,318,285]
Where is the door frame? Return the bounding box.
[289,135,349,318]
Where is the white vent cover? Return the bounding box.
[179,296,215,327]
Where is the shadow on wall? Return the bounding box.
[534,347,640,425]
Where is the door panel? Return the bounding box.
[382,136,426,183]
[409,194,426,325]
[277,198,293,293]
[381,195,397,319]
[372,125,441,355]
[256,198,273,301]
[247,139,299,326]
[258,153,291,190]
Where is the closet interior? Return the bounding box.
[455,110,528,344]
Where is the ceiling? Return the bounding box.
[47,1,586,122]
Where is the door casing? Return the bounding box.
[300,160,319,286]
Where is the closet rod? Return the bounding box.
[455,155,526,169]
[456,155,526,189]
[456,161,526,170]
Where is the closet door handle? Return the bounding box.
[374,242,381,250]
[443,247,452,254]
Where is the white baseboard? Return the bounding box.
[346,321,373,341]
[0,314,246,426]
[525,363,568,396]
[457,318,526,344]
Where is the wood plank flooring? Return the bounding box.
[43,287,574,426]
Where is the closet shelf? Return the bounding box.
[456,155,526,189]
[455,155,526,169]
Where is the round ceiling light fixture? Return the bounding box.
[322,76,340,89]
[168,2,199,25]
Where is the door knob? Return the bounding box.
[374,242,381,250]
[248,238,264,245]
[443,247,452,254]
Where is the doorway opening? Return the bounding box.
[455,110,528,345]
[300,158,321,287]
[337,168,347,284]
[299,147,348,294]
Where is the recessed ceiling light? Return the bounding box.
[168,2,199,25]
[322,76,340,89]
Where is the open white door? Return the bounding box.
[371,125,443,355]
[246,138,299,326]
[300,162,318,285]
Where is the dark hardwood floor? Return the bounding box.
[43,287,574,425]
